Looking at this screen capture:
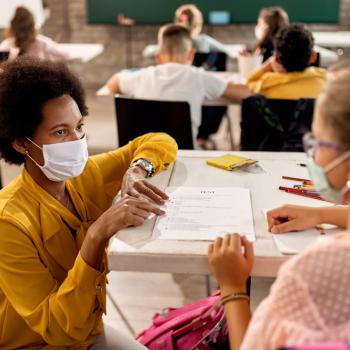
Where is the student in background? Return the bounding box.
[252,6,289,62]
[246,24,326,99]
[0,6,68,61]
[174,4,230,55]
[106,24,250,147]
[143,4,231,58]
[208,71,350,350]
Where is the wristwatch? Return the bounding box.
[130,158,155,178]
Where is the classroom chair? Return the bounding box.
[0,51,9,62]
[114,95,194,149]
[193,52,227,71]
[240,94,315,152]
[310,51,321,67]
[193,52,228,149]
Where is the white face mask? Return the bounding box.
[254,25,266,40]
[25,136,88,182]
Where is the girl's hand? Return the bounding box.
[267,204,322,233]
[208,233,254,295]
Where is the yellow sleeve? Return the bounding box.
[0,219,106,346]
[89,132,178,197]
[246,66,267,93]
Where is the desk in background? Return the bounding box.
[108,150,325,278]
[143,43,338,67]
[58,43,104,63]
[313,31,350,48]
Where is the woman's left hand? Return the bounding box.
[121,166,168,205]
[208,233,254,295]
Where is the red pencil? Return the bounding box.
[278,186,326,201]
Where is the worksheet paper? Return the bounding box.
[153,187,255,242]
[272,227,342,254]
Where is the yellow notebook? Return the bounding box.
[206,154,257,171]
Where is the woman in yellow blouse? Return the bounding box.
[0,58,177,349]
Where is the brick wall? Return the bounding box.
[4,0,350,87]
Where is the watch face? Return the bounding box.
[134,159,154,177]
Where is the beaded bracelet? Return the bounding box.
[220,292,250,305]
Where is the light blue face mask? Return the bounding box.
[306,151,350,204]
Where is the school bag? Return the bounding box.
[136,291,229,350]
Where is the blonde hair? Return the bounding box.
[6,6,36,55]
[158,24,192,57]
[174,4,203,38]
[321,72,350,149]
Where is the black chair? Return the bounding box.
[0,51,9,62]
[240,94,315,152]
[193,52,227,72]
[310,51,321,67]
[193,52,228,145]
[114,96,194,149]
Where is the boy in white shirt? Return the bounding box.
[106,24,251,145]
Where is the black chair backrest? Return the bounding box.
[240,94,315,152]
[192,52,227,72]
[310,51,321,67]
[115,96,194,149]
[0,51,9,62]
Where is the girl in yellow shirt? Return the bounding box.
[0,58,177,349]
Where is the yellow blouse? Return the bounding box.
[0,133,177,350]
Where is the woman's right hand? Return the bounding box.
[90,195,165,242]
[267,204,322,233]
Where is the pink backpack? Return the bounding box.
[136,291,228,350]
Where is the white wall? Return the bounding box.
[0,0,44,28]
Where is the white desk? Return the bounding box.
[58,43,104,63]
[143,44,244,60]
[108,150,324,278]
[142,43,337,67]
[224,44,337,67]
[313,31,350,48]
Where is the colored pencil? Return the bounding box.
[278,186,326,201]
[282,176,313,185]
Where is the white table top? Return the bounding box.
[108,150,326,277]
[313,31,350,48]
[142,43,337,66]
[58,43,104,63]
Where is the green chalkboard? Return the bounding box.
[87,0,340,24]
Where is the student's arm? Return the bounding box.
[44,38,69,62]
[267,204,348,233]
[142,44,159,58]
[106,73,121,94]
[201,72,252,103]
[246,59,273,84]
[222,82,252,102]
[208,234,254,350]
[106,70,141,95]
[199,34,232,56]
